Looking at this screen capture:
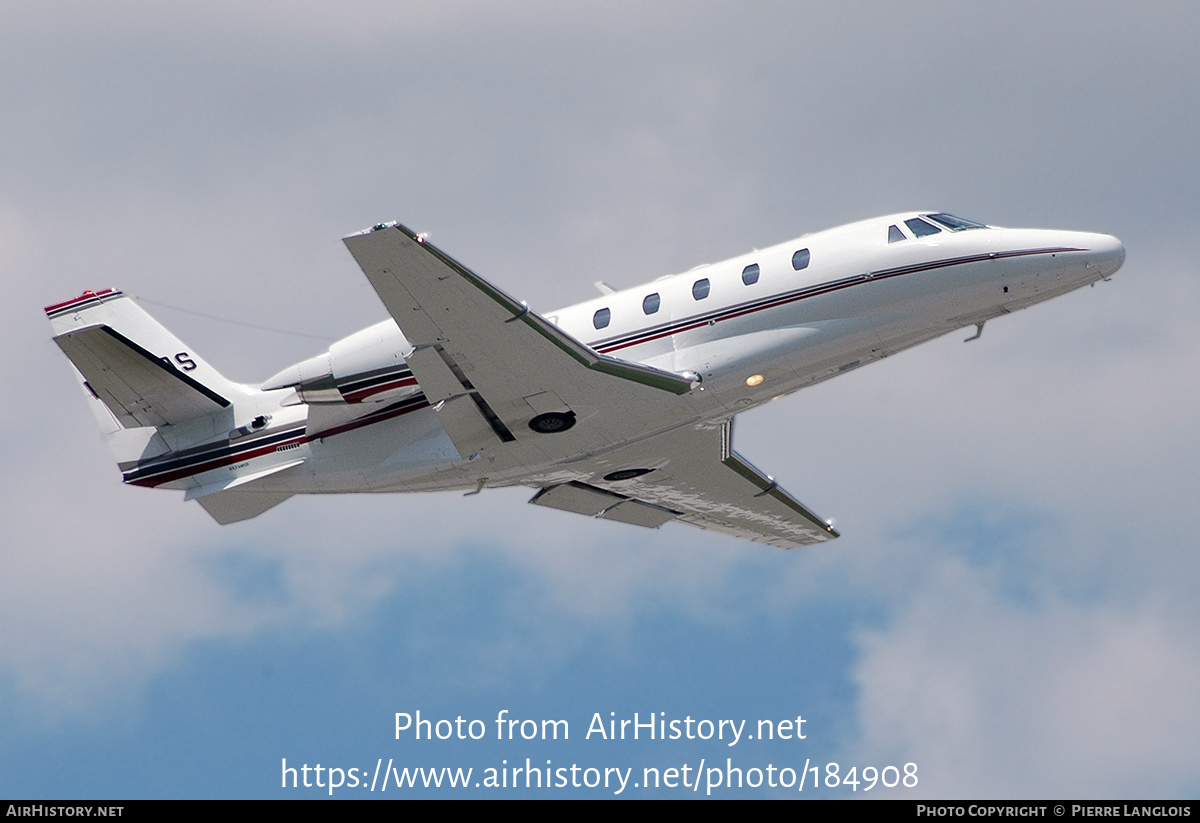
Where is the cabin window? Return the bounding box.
[692,278,710,300]
[926,213,987,231]
[642,293,661,314]
[904,217,941,237]
[593,307,611,329]
[792,248,810,270]
[742,263,760,285]
[888,224,906,243]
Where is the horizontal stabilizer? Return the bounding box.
[55,325,229,428]
[183,458,306,501]
[196,491,293,524]
[188,459,305,524]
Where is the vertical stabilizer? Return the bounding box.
[47,290,254,430]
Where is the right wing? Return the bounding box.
[529,419,838,549]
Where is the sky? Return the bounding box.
[2,0,1199,799]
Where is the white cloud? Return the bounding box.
[850,556,1200,798]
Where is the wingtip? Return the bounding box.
[344,221,399,240]
[344,222,425,243]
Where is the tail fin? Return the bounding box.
[47,289,252,430]
[46,290,297,523]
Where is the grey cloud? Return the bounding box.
[851,558,1200,797]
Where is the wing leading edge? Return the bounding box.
[530,419,838,549]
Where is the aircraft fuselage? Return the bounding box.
[48,211,1125,542]
[244,212,1123,495]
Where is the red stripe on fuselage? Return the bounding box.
[340,376,419,403]
[594,247,1078,354]
[126,247,1079,487]
[129,397,432,488]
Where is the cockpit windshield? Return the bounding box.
[904,217,941,238]
[925,213,988,231]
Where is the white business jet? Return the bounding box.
[46,212,1124,548]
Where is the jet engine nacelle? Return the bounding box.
[261,319,418,405]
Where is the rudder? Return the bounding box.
[47,289,253,430]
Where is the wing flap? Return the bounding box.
[598,498,677,529]
[529,481,626,516]
[529,482,679,530]
[403,345,465,404]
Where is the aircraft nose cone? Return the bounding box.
[1091,233,1125,277]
